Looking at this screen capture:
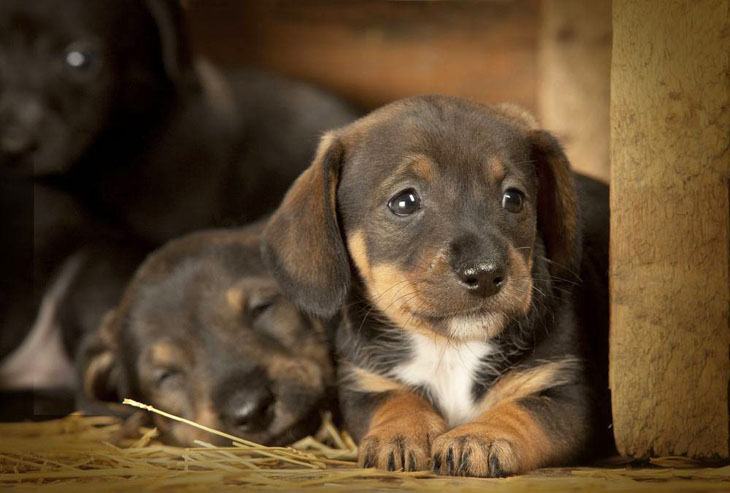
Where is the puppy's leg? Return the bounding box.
[359,391,447,471]
[432,364,589,477]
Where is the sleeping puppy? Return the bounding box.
[78,225,335,446]
[0,0,355,393]
[262,96,610,476]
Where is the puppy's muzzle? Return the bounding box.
[455,261,505,297]
[450,234,508,298]
[215,368,275,435]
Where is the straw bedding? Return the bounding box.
[1,400,729,492]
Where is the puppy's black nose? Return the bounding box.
[455,262,505,297]
[1,127,37,156]
[221,386,275,433]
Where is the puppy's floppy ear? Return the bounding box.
[76,310,128,414]
[144,0,199,91]
[262,133,350,318]
[530,130,581,280]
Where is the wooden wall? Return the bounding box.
[185,0,540,112]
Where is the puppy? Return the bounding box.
[78,224,335,446]
[0,0,355,393]
[263,96,610,476]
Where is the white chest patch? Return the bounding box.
[391,333,495,427]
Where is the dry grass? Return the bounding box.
[1,400,729,492]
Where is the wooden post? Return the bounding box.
[539,0,611,182]
[610,0,730,459]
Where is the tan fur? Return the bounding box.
[359,391,447,471]
[487,156,506,184]
[432,401,560,476]
[400,154,435,182]
[479,359,579,412]
[344,365,408,394]
[346,230,370,280]
[149,342,185,368]
[225,286,246,311]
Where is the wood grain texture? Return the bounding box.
[539,0,611,182]
[185,0,539,111]
[610,0,730,458]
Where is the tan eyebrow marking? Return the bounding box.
[487,156,506,183]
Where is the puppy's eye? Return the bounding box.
[249,299,275,319]
[502,188,525,213]
[64,44,99,72]
[153,368,184,389]
[387,188,421,216]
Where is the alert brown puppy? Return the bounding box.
[262,96,610,476]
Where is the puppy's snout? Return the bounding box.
[450,234,507,298]
[455,262,505,297]
[1,126,37,156]
[220,384,275,433]
[0,95,43,157]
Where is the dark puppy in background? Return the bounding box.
[263,96,610,476]
[0,0,355,404]
[79,224,335,446]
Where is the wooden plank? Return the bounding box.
[185,0,539,111]
[609,0,730,459]
[539,0,611,182]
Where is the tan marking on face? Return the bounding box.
[396,154,434,182]
[504,244,533,315]
[367,263,444,340]
[479,359,579,412]
[267,354,324,391]
[344,365,407,394]
[149,342,185,368]
[225,286,246,311]
[487,156,506,184]
[347,230,370,281]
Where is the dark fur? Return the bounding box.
[78,223,336,446]
[263,96,612,476]
[0,0,355,366]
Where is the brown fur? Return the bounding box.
[432,401,556,477]
[359,391,447,471]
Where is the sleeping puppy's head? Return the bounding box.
[0,0,196,175]
[263,96,579,342]
[79,227,333,446]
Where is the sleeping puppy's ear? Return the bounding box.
[144,0,199,92]
[76,310,129,415]
[530,130,581,281]
[262,133,350,318]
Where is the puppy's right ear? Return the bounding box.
[76,311,127,412]
[262,133,350,318]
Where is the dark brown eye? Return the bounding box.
[502,188,525,213]
[387,188,421,216]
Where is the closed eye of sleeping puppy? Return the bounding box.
[262,95,611,476]
[78,224,335,446]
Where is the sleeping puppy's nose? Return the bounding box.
[455,261,505,297]
[221,385,275,433]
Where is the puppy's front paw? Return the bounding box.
[358,427,438,471]
[431,427,519,477]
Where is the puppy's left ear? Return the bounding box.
[145,0,199,91]
[530,130,581,280]
[262,133,350,318]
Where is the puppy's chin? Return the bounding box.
[444,311,509,341]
